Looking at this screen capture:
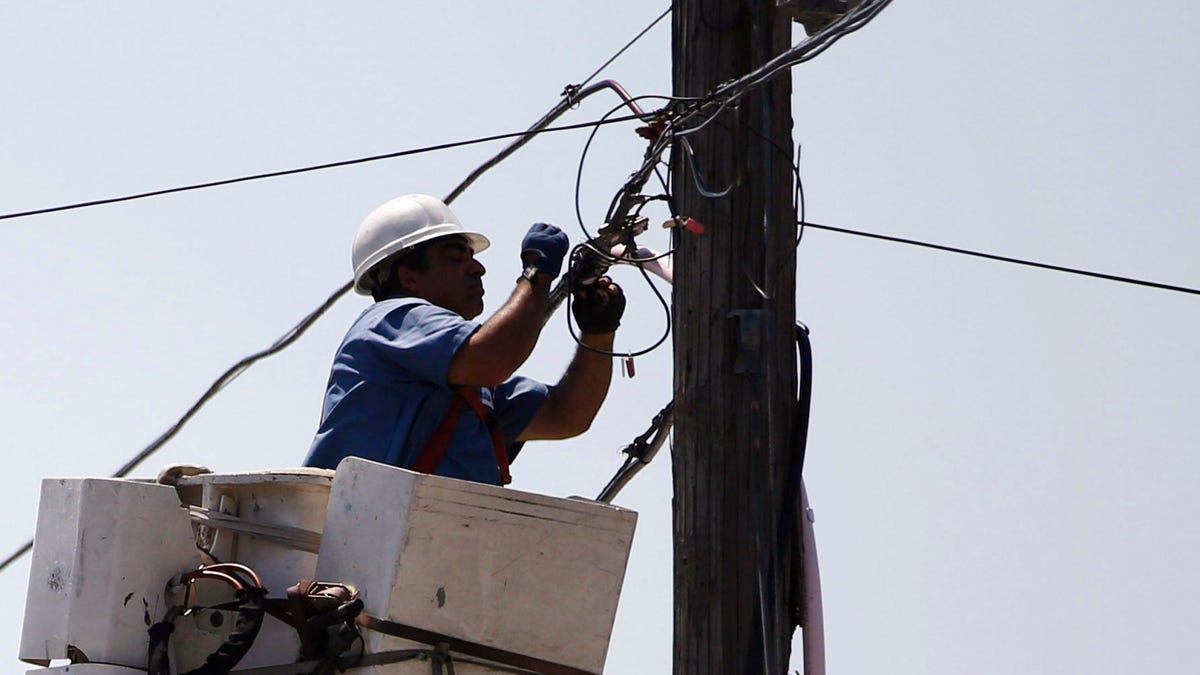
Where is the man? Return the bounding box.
[304,194,624,486]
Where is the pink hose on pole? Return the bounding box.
[801,480,825,674]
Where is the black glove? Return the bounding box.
[520,222,569,278]
[571,276,625,334]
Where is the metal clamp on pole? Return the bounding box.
[729,309,765,374]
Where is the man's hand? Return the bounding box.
[521,222,569,278]
[572,276,625,334]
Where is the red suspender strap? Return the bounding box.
[409,393,465,475]
[457,388,512,485]
[410,388,512,485]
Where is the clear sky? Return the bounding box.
[2,3,1197,674]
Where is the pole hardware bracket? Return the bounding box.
[729,309,765,374]
[776,0,861,33]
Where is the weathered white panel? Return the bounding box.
[19,478,201,668]
[171,469,334,670]
[317,457,638,674]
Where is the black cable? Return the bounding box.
[679,136,736,198]
[0,542,31,575]
[566,101,684,358]
[563,244,673,358]
[448,80,654,205]
[778,323,813,632]
[573,96,666,240]
[668,0,893,142]
[794,145,807,245]
[786,323,813,508]
[571,94,696,240]
[803,222,1200,297]
[572,6,671,93]
[0,114,646,224]
[0,282,352,576]
[112,280,354,479]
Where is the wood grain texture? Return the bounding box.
[671,1,800,672]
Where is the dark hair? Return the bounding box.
[369,240,435,301]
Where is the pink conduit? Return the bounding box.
[801,480,825,674]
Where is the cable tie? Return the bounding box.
[560,83,582,107]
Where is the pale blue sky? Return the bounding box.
[2,3,1197,673]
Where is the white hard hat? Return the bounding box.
[351,194,491,295]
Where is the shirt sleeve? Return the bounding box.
[492,376,551,462]
[364,300,480,386]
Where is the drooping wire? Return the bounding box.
[708,0,894,105]
[573,95,671,241]
[110,280,354,479]
[2,5,673,225]
[678,136,736,198]
[794,146,807,245]
[563,243,673,358]
[570,6,672,94]
[669,0,894,140]
[566,98,689,357]
[0,114,646,224]
[707,107,1200,300]
[0,281,352,575]
[571,94,699,239]
[448,80,655,204]
[802,222,1200,297]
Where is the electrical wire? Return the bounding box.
[448,80,654,204]
[670,0,893,140]
[111,280,354,479]
[0,114,646,224]
[571,6,672,94]
[712,0,894,101]
[802,222,1200,297]
[566,264,673,359]
[0,281,352,575]
[572,95,685,241]
[685,103,1199,302]
[565,97,686,358]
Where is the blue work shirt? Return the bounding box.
[304,296,549,485]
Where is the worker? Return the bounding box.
[304,194,625,486]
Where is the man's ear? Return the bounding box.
[394,264,421,293]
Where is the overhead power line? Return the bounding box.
[573,6,671,93]
[804,221,1200,297]
[0,113,647,224]
[1,7,676,226]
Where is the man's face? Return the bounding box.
[401,236,487,319]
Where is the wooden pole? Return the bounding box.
[670,0,799,672]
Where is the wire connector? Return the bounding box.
[664,215,706,234]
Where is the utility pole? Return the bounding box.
[670,1,802,673]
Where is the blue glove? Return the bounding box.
[521,222,569,278]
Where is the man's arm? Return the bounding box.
[519,332,615,440]
[519,275,626,440]
[447,275,550,387]
[447,223,567,388]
